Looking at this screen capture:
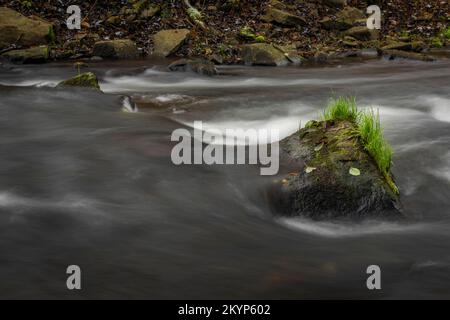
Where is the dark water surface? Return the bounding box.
[0,58,450,299]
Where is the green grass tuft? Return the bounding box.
[358,109,392,174]
[443,27,450,39]
[323,96,358,122]
[321,96,399,194]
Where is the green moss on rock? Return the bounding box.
[57,72,101,90]
[444,27,450,39]
[46,25,56,44]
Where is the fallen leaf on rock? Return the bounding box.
[305,166,317,174]
[314,143,324,152]
[349,167,361,176]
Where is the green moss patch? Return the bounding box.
[57,72,101,90]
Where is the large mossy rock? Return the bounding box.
[153,29,190,57]
[0,7,54,50]
[1,45,49,64]
[241,43,298,66]
[262,7,306,27]
[92,40,139,59]
[57,72,101,90]
[268,120,401,220]
[168,58,218,76]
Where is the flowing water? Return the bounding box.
[0,58,449,299]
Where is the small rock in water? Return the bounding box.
[240,43,300,66]
[57,72,101,90]
[168,58,218,76]
[121,96,138,113]
[382,49,436,62]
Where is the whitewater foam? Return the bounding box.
[278,217,431,238]
[121,96,138,113]
[0,191,104,216]
[422,96,450,123]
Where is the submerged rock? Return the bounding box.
[1,45,49,64]
[381,41,413,51]
[268,120,401,220]
[57,72,101,90]
[168,58,218,76]
[0,7,54,50]
[153,29,190,57]
[92,40,139,59]
[381,49,436,62]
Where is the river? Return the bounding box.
[0,57,449,299]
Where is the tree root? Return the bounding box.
[183,0,207,30]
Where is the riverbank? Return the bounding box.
[1,1,449,65]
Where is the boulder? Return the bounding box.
[411,41,428,52]
[92,40,139,59]
[262,8,306,27]
[57,72,101,90]
[345,26,379,41]
[0,7,54,50]
[241,43,298,66]
[339,6,366,22]
[381,41,413,51]
[268,120,401,219]
[320,6,366,31]
[105,16,121,26]
[342,36,360,47]
[320,17,348,31]
[381,40,427,53]
[153,29,190,57]
[140,5,161,18]
[268,0,291,10]
[1,46,49,64]
[168,58,218,76]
